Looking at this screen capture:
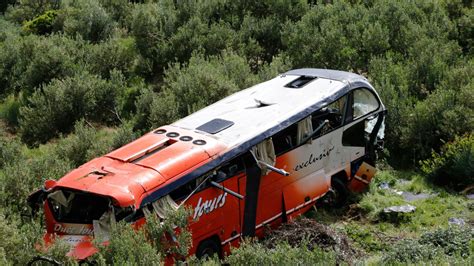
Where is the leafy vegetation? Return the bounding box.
[0,0,472,265]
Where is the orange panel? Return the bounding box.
[136,143,210,179]
[106,133,168,162]
[283,170,329,213]
[348,162,376,192]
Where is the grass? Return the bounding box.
[307,169,473,262]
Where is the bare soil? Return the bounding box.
[262,217,361,263]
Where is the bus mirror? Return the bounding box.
[258,161,290,176]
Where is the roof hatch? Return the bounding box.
[285,76,317,88]
[196,118,234,134]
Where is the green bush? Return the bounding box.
[382,239,442,264]
[0,0,15,14]
[382,226,473,264]
[420,226,474,257]
[63,0,116,43]
[0,18,20,42]
[0,151,72,213]
[22,10,59,35]
[0,34,79,96]
[4,0,60,24]
[54,119,138,167]
[283,1,390,71]
[225,240,336,265]
[94,221,162,265]
[94,207,192,265]
[148,52,255,128]
[19,72,120,146]
[110,121,138,150]
[421,134,474,190]
[0,211,46,265]
[129,1,178,76]
[85,37,138,79]
[0,136,23,168]
[54,120,102,167]
[0,94,21,128]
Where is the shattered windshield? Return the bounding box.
[48,190,110,224]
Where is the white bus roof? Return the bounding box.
[173,69,371,147]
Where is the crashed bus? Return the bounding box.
[28,68,386,261]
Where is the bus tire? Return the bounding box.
[196,237,221,260]
[330,177,349,208]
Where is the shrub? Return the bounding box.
[110,121,138,150]
[63,0,116,43]
[94,207,192,265]
[22,10,59,35]
[0,17,20,42]
[0,152,72,213]
[0,34,80,96]
[129,1,178,76]
[85,37,138,79]
[54,120,101,167]
[0,0,15,14]
[0,94,21,128]
[421,134,474,190]
[94,221,162,265]
[225,240,336,265]
[368,56,414,166]
[382,226,473,264]
[132,87,157,131]
[0,134,23,168]
[4,0,60,24]
[148,52,255,128]
[19,72,120,146]
[420,226,474,257]
[283,1,390,71]
[382,239,442,264]
[168,17,238,64]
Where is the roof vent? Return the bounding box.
[196,118,234,134]
[285,76,317,88]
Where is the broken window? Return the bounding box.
[273,123,298,155]
[214,156,245,181]
[143,195,179,219]
[252,138,276,175]
[296,116,313,145]
[311,95,347,138]
[352,89,379,120]
[169,174,208,201]
[48,190,110,224]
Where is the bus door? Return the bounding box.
[341,88,385,189]
[342,89,384,164]
[211,157,246,249]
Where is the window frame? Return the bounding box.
[347,87,381,123]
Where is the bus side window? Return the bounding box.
[215,157,245,181]
[169,175,208,201]
[311,95,347,138]
[272,123,298,155]
[352,88,379,120]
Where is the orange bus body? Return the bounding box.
[29,69,386,262]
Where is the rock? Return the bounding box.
[448,218,466,226]
[379,182,390,190]
[383,204,416,213]
[401,191,436,202]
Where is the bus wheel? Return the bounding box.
[196,238,221,260]
[325,178,349,208]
